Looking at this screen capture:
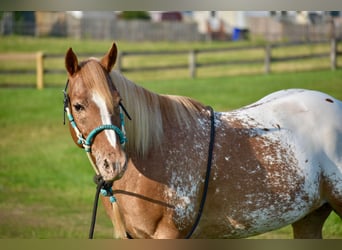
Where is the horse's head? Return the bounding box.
[64,42,128,181]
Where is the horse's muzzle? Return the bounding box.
[100,153,128,182]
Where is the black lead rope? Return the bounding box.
[88,106,216,239]
[185,106,216,239]
[88,179,103,239]
[88,175,113,239]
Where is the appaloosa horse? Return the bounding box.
[64,42,342,239]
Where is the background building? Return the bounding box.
[1,11,341,42]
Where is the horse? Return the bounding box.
[64,42,342,239]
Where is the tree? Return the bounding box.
[119,11,150,20]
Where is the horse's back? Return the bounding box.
[240,89,342,153]
[243,89,342,128]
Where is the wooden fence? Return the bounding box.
[0,52,45,89]
[0,39,341,89]
[117,39,341,78]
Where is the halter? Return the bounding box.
[63,80,130,175]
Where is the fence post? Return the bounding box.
[36,51,44,90]
[264,44,271,74]
[330,38,337,70]
[189,50,197,78]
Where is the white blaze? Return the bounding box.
[92,92,117,148]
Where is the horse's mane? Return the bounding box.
[110,70,206,157]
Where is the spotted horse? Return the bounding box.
[63,42,342,238]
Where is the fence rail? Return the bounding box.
[0,39,341,89]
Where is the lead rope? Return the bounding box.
[89,175,127,239]
[89,176,105,239]
[185,106,216,239]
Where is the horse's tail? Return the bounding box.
[111,201,127,239]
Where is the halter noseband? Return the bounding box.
[63,80,130,174]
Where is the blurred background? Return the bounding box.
[2,11,341,41]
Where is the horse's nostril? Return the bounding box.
[104,159,110,169]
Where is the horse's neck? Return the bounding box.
[112,71,207,159]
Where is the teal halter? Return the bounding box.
[65,106,127,152]
[63,80,129,153]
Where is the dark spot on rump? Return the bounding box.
[325,98,334,103]
[305,159,308,163]
[263,128,270,131]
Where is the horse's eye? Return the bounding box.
[73,103,84,112]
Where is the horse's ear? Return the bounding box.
[101,42,117,72]
[65,48,79,77]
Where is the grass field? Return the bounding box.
[0,36,342,238]
[1,70,342,238]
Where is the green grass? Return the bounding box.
[0,88,114,238]
[1,69,342,238]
